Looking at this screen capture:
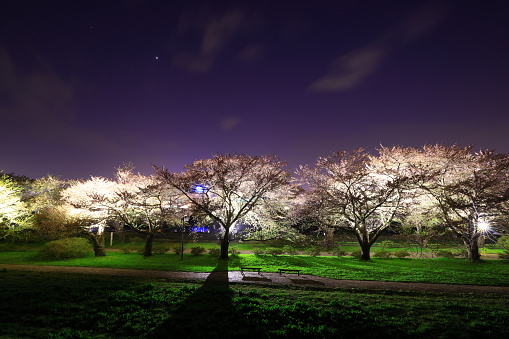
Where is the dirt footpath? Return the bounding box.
[2,264,508,295]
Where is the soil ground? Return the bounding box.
[1,263,508,295]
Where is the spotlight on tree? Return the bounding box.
[478,221,490,232]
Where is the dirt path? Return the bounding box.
[2,264,508,295]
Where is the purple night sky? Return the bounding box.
[1,0,508,180]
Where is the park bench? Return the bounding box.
[278,268,301,276]
[240,267,262,274]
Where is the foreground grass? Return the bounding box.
[1,251,508,286]
[0,270,508,339]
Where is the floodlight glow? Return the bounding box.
[478,221,490,232]
[193,184,208,194]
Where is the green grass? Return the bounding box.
[237,254,509,285]
[1,239,508,338]
[1,250,508,286]
[0,270,508,338]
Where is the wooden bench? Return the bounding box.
[278,268,301,276]
[240,267,262,274]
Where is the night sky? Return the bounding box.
[1,0,508,180]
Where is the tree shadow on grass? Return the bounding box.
[151,260,262,339]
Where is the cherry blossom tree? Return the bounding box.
[109,166,184,257]
[240,185,303,242]
[155,154,291,259]
[288,188,344,248]
[405,145,509,261]
[62,166,184,257]
[61,176,115,256]
[0,174,30,239]
[299,148,413,260]
[27,175,81,240]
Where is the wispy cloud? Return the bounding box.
[237,43,264,62]
[0,48,74,122]
[173,8,246,72]
[309,1,448,92]
[220,117,240,131]
[0,48,121,153]
[309,46,388,92]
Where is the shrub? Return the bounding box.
[498,251,509,260]
[454,249,468,259]
[496,236,509,260]
[172,246,182,255]
[229,247,240,257]
[37,237,90,260]
[153,245,170,255]
[283,245,298,256]
[208,248,220,257]
[266,247,284,256]
[394,250,410,259]
[0,243,17,252]
[374,251,391,258]
[350,250,362,259]
[190,246,206,256]
[436,250,455,258]
[252,247,265,256]
[380,240,396,250]
[121,245,140,254]
[497,235,509,249]
[331,246,347,257]
[289,237,309,250]
[304,246,322,257]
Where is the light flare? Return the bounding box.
[477,221,490,232]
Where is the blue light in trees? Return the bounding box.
[193,184,208,193]
[191,226,209,233]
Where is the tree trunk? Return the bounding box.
[360,242,371,261]
[323,228,335,249]
[354,228,373,261]
[91,233,106,257]
[464,237,481,262]
[143,233,154,257]
[219,227,230,260]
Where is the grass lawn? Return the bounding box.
[1,250,508,286]
[0,270,508,338]
[1,240,509,338]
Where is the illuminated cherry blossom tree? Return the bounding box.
[299,148,413,260]
[0,174,30,239]
[288,187,344,247]
[240,185,303,242]
[61,176,115,256]
[155,154,291,259]
[62,166,184,257]
[109,166,184,257]
[405,145,509,261]
[27,175,81,240]
[397,193,445,257]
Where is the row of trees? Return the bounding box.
[2,144,509,261]
[298,145,509,261]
